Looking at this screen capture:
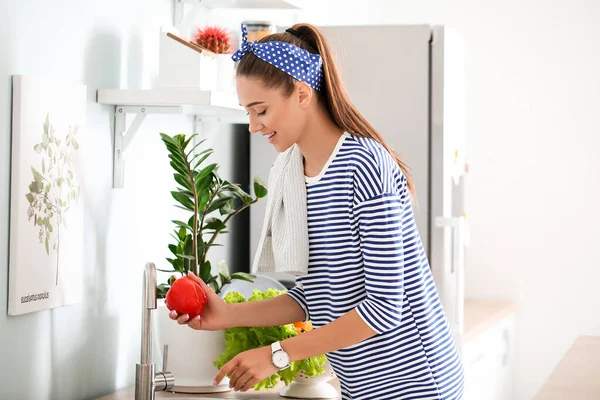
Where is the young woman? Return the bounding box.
[171,23,464,400]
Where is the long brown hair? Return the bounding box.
[236,23,415,196]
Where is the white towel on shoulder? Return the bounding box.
[251,144,309,276]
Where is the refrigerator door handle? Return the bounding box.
[435,216,466,353]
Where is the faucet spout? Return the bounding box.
[135,262,175,400]
[141,262,157,364]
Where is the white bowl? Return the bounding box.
[279,360,338,399]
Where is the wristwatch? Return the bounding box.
[271,341,291,370]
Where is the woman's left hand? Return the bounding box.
[214,346,279,392]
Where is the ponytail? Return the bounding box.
[236,23,415,197]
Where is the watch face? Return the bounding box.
[273,351,290,368]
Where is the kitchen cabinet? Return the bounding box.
[463,300,516,400]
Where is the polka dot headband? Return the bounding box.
[231,23,324,91]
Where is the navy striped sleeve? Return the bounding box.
[353,193,405,334]
[286,284,310,322]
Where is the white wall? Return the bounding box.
[369,1,600,399]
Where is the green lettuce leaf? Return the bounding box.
[213,289,327,390]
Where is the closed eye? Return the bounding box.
[246,110,267,117]
[257,110,266,116]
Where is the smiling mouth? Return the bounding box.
[265,132,277,139]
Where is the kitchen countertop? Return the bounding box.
[96,380,341,400]
[96,298,516,399]
[464,298,517,342]
[535,335,600,399]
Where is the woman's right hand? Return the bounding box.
[168,271,232,331]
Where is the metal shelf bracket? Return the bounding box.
[113,105,182,188]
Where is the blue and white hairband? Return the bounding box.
[231,23,324,91]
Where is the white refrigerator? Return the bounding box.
[248,24,469,352]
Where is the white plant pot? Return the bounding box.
[153,300,231,393]
[158,27,217,90]
[279,360,338,399]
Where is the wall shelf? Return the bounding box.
[174,0,300,32]
[99,0,300,189]
[185,0,299,9]
[97,88,246,119]
[96,88,247,188]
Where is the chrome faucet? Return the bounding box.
[135,262,175,400]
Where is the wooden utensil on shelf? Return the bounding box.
[166,32,216,57]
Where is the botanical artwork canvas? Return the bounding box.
[8,75,86,316]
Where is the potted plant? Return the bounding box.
[153,132,267,393]
[193,25,235,91]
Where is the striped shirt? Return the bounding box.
[286,133,464,400]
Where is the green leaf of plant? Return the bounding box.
[34,143,42,153]
[183,134,198,150]
[42,159,46,174]
[44,237,49,255]
[200,260,212,282]
[197,163,218,182]
[207,197,233,214]
[231,272,257,283]
[171,191,195,211]
[209,281,219,294]
[197,191,210,211]
[187,141,209,159]
[229,184,253,204]
[172,220,193,231]
[173,258,185,272]
[192,150,214,170]
[25,193,34,204]
[176,254,195,261]
[31,167,43,183]
[157,268,175,273]
[168,244,178,256]
[167,149,187,165]
[43,113,50,133]
[169,160,188,177]
[173,173,193,191]
[203,218,226,232]
[197,239,205,260]
[254,177,268,199]
[219,199,235,215]
[159,133,177,146]
[49,123,55,140]
[163,141,181,157]
[71,137,79,150]
[156,284,170,298]
[177,227,187,241]
[219,273,231,286]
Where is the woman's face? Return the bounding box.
[236,76,307,153]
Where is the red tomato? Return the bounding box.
[165,276,207,319]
